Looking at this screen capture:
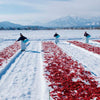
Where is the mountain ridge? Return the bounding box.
[0,16,100,29]
[44,16,100,28]
[0,21,51,30]
[0,21,22,28]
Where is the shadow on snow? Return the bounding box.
[25,50,40,53]
[0,51,23,80]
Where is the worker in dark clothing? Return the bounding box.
[54,33,60,44]
[17,33,28,51]
[84,31,91,43]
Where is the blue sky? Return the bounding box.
[0,0,100,25]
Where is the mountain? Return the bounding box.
[0,21,52,30]
[0,21,22,28]
[0,16,100,30]
[44,16,100,28]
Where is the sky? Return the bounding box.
[0,0,100,25]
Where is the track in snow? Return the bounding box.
[58,41,100,77]
[0,41,48,100]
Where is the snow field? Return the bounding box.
[0,42,20,67]
[42,41,100,100]
[67,40,100,55]
[58,41,100,78]
[0,41,49,100]
[0,29,100,100]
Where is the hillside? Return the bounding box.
[0,21,52,30]
[44,16,100,28]
[0,21,22,29]
[0,16,100,30]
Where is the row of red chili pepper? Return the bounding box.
[42,41,100,100]
[93,40,100,43]
[67,41,100,55]
[0,42,20,66]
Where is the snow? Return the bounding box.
[58,41,100,76]
[0,29,100,99]
[0,41,49,100]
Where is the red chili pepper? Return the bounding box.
[42,41,100,100]
[68,40,100,55]
[0,42,20,66]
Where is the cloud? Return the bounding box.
[0,0,100,25]
[0,13,43,25]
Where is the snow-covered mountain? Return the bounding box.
[0,21,52,30]
[44,16,100,28]
[0,16,100,29]
[0,21,22,28]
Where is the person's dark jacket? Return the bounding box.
[84,32,90,37]
[17,36,27,41]
[54,33,59,37]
